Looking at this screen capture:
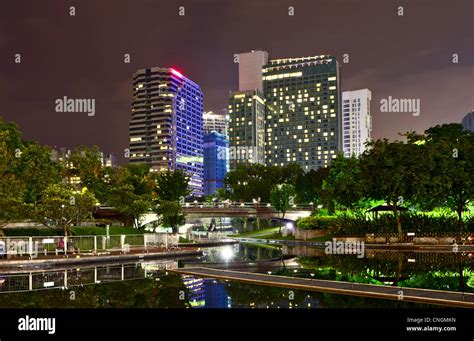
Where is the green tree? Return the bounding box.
[151,169,190,201]
[15,141,61,204]
[154,200,185,234]
[108,164,153,229]
[66,145,110,203]
[32,183,97,236]
[295,167,333,211]
[420,124,474,229]
[360,139,430,237]
[0,120,25,234]
[326,154,364,210]
[225,163,302,202]
[270,184,296,232]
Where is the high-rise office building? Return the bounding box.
[461,111,474,132]
[342,89,372,157]
[203,111,227,134]
[238,50,268,92]
[263,55,341,170]
[227,90,266,169]
[129,67,204,196]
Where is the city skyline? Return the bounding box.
[0,0,472,165]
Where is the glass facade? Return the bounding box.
[203,132,228,196]
[129,67,204,196]
[227,90,266,169]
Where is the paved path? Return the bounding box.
[170,267,474,308]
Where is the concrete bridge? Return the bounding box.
[139,203,313,227]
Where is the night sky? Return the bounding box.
[0,0,472,164]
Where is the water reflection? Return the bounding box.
[0,243,471,308]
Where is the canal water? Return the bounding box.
[0,243,472,308]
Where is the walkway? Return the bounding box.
[169,267,474,308]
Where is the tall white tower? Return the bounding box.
[342,89,372,158]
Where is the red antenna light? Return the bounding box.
[170,68,183,78]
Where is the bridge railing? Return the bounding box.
[189,231,231,241]
[182,202,314,210]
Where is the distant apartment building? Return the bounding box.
[203,111,227,134]
[129,67,204,196]
[461,111,474,131]
[341,89,372,157]
[263,55,342,170]
[50,147,115,185]
[100,153,116,167]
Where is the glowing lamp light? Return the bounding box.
[220,246,234,262]
[170,68,183,78]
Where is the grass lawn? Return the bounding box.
[233,227,334,242]
[257,233,296,240]
[306,235,334,242]
[240,242,281,250]
[232,227,280,238]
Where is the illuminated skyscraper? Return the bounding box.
[263,55,342,170]
[228,90,266,169]
[129,67,204,196]
[342,89,372,157]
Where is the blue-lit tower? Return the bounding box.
[130,67,204,196]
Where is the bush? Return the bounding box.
[331,213,474,237]
[296,216,337,230]
[4,228,63,236]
